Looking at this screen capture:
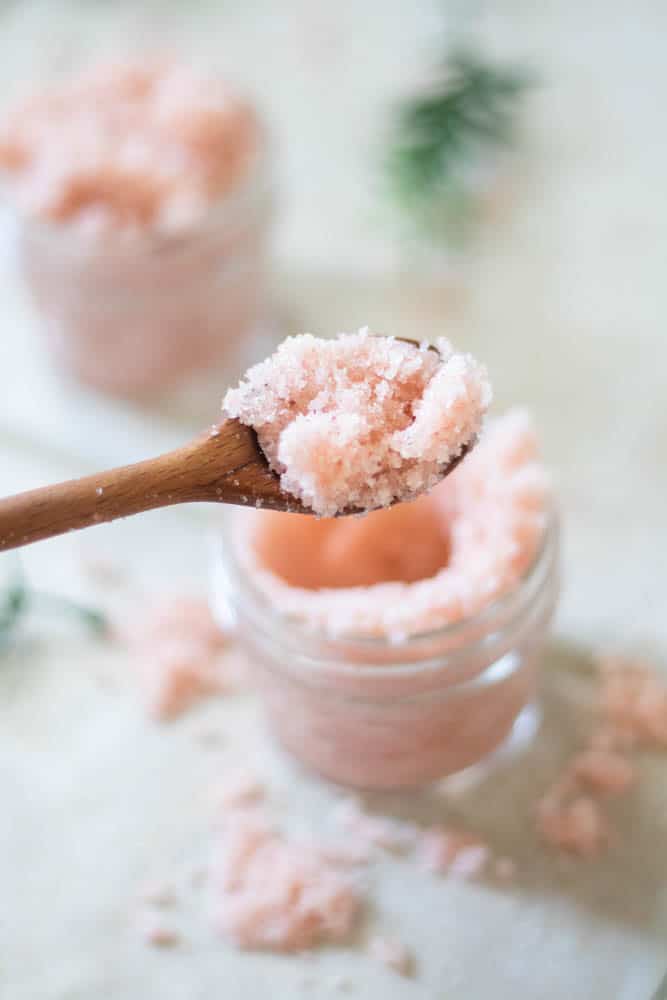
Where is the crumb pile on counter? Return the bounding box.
[537,652,667,856]
[125,596,230,720]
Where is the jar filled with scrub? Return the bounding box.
[213,410,559,790]
[0,58,274,397]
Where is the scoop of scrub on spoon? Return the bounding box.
[0,330,490,551]
[223,329,490,518]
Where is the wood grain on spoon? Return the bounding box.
[0,420,303,552]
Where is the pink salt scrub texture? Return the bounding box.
[330,797,419,854]
[137,912,180,948]
[570,749,636,796]
[0,59,258,233]
[226,410,552,788]
[597,653,667,748]
[127,596,229,720]
[535,750,619,858]
[367,935,414,977]
[330,799,507,884]
[416,827,489,877]
[211,769,265,810]
[536,793,610,859]
[0,59,268,397]
[536,652,667,856]
[211,808,361,952]
[493,857,517,882]
[242,409,548,637]
[223,329,491,517]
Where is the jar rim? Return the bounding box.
[214,502,560,675]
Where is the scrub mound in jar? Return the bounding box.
[223,329,491,517]
[0,59,257,233]
[243,410,549,638]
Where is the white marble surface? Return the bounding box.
[1,2,666,998]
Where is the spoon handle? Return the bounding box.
[0,420,263,552]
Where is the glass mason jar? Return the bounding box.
[212,509,560,791]
[9,128,274,398]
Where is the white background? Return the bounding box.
[0,2,666,997]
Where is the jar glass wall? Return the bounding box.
[8,133,274,398]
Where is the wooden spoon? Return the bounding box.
[0,339,471,552]
[0,420,298,552]
[0,420,471,552]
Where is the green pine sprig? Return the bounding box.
[0,562,107,648]
[386,49,532,245]
[0,568,28,640]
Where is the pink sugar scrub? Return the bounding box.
[0,59,258,233]
[223,329,491,518]
[417,828,490,878]
[570,749,636,795]
[537,792,610,859]
[220,409,555,788]
[137,913,180,949]
[211,768,265,811]
[0,59,270,396]
[596,653,667,748]
[330,797,419,854]
[367,935,414,977]
[211,808,361,952]
[126,596,229,720]
[328,797,515,882]
[535,652,667,857]
[240,409,548,638]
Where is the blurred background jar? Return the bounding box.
[0,58,275,398]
